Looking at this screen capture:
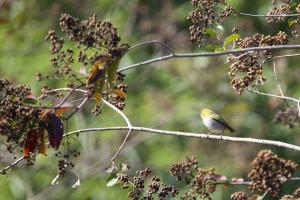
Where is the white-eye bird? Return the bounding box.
[200,108,234,134]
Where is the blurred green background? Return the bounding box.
[1,0,300,199]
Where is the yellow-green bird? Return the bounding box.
[200,108,234,134]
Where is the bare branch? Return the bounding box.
[273,53,300,59]
[55,84,83,109]
[118,44,300,72]
[233,9,300,18]
[102,99,132,166]
[246,88,299,103]
[0,156,25,174]
[65,96,89,120]
[128,40,175,55]
[272,60,285,97]
[64,126,300,152]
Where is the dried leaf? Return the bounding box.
[38,132,47,156]
[23,130,38,157]
[94,91,102,103]
[86,54,111,85]
[112,89,127,98]
[54,102,73,115]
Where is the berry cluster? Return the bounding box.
[170,156,217,200]
[0,79,40,158]
[267,0,300,23]
[273,107,300,128]
[187,0,233,44]
[248,150,298,198]
[116,167,178,200]
[227,31,288,95]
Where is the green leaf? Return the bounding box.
[22,98,39,105]
[288,18,297,27]
[205,44,224,52]
[224,33,240,47]
[215,24,224,31]
[121,163,129,172]
[106,177,119,187]
[204,28,217,37]
[106,173,118,187]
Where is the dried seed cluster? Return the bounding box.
[267,0,300,23]
[45,13,130,114]
[230,191,249,200]
[170,156,217,200]
[248,150,298,198]
[0,79,41,156]
[187,0,233,44]
[273,107,300,128]
[117,168,178,200]
[227,31,288,95]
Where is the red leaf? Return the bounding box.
[23,130,38,157]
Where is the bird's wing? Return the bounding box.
[212,116,234,132]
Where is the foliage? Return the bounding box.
[1,0,300,199]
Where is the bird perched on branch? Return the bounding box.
[200,108,234,134]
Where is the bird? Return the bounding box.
[200,108,234,134]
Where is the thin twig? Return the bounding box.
[0,156,25,174]
[55,84,83,109]
[246,88,299,103]
[273,53,300,59]
[63,126,300,152]
[297,100,300,117]
[128,40,175,55]
[65,96,89,120]
[218,176,300,186]
[272,60,290,107]
[272,60,285,97]
[45,87,89,120]
[118,44,300,72]
[102,99,132,166]
[233,9,300,18]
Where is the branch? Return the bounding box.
[246,88,299,103]
[273,53,300,59]
[233,9,300,18]
[64,126,300,152]
[272,60,285,97]
[102,99,132,166]
[0,156,25,174]
[118,44,300,72]
[65,96,89,120]
[128,40,175,55]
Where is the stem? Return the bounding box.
[64,126,300,152]
[102,99,132,166]
[128,40,175,55]
[0,156,25,174]
[118,44,300,72]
